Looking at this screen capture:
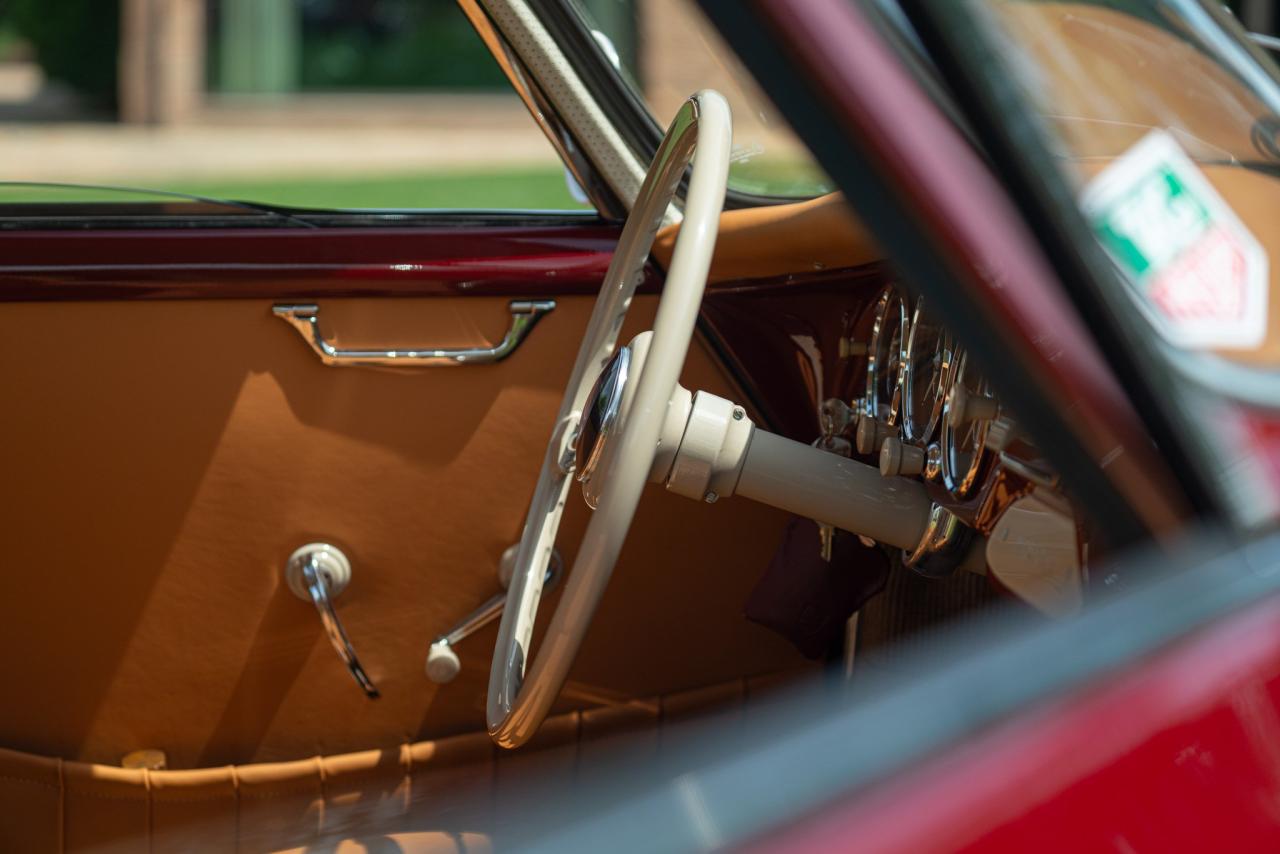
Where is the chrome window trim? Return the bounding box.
[461,0,663,220]
[457,0,627,220]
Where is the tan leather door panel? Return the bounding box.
[0,294,803,768]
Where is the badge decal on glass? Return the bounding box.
[1081,129,1268,350]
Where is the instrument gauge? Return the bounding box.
[863,285,909,425]
[901,299,953,445]
[941,350,995,499]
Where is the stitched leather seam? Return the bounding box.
[0,774,59,789]
[236,787,325,800]
[62,789,150,802]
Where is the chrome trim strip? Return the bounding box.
[272,299,556,367]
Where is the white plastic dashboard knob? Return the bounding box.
[880,436,926,477]
[855,413,891,456]
[948,383,999,427]
[426,640,462,684]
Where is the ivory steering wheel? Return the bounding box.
[486,91,732,748]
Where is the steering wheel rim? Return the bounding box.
[486,91,732,748]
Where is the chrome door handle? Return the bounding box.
[285,543,379,698]
[272,299,556,367]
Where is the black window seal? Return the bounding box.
[0,205,606,232]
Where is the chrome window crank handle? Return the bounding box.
[285,543,379,699]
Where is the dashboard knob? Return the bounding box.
[880,436,925,477]
[948,383,999,426]
[855,413,891,455]
[838,336,868,358]
[820,398,856,439]
[426,640,462,684]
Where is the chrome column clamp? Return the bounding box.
[902,504,979,578]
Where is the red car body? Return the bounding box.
[2,0,1277,850]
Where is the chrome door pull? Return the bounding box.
[285,543,379,698]
[272,299,556,367]
[426,546,563,684]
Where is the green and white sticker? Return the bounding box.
[1081,129,1267,350]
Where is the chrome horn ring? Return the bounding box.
[574,344,632,504]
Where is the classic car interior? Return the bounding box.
[2,0,1277,850]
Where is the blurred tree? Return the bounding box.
[218,0,299,93]
[1235,0,1276,33]
[294,0,507,90]
[3,0,120,105]
[208,0,509,92]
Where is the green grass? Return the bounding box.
[0,160,836,213]
[0,167,592,211]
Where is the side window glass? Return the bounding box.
[0,0,589,215]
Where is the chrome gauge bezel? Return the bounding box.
[901,299,953,445]
[940,349,993,499]
[863,285,909,425]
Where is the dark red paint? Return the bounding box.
[2,0,1263,848]
[755,592,1280,853]
[0,224,638,301]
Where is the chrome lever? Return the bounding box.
[271,299,556,368]
[285,543,379,699]
[426,546,563,684]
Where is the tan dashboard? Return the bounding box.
[652,191,882,284]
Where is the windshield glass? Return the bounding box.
[954,0,1280,372]
[568,0,834,199]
